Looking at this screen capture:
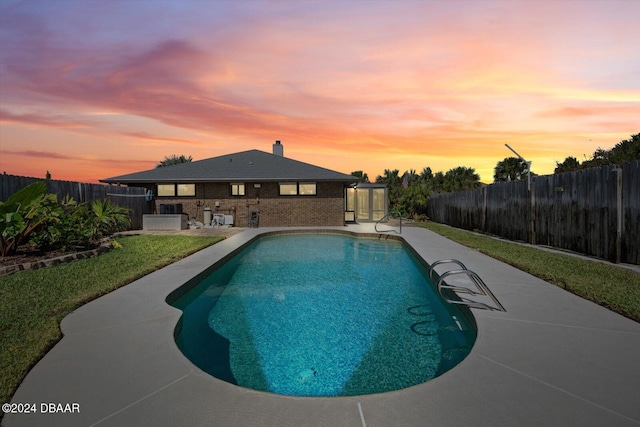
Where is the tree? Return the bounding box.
[419,167,433,183]
[443,167,481,192]
[608,133,639,164]
[405,169,419,187]
[581,147,610,169]
[375,169,401,187]
[350,170,369,183]
[399,183,428,218]
[431,171,446,193]
[494,157,528,182]
[156,154,193,168]
[376,169,403,209]
[570,133,639,171]
[554,156,581,174]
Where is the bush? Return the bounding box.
[89,199,131,238]
[31,198,130,252]
[0,182,61,256]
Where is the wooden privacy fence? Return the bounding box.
[427,161,640,265]
[0,174,150,230]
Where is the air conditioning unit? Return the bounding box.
[213,214,225,225]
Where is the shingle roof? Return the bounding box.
[101,149,357,184]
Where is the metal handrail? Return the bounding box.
[375,210,402,234]
[429,259,468,282]
[429,259,506,312]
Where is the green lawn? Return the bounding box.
[418,222,640,323]
[2,227,639,410]
[0,235,223,408]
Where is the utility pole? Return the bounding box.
[505,144,535,244]
[505,144,532,191]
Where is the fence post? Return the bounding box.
[482,186,487,232]
[615,167,623,263]
[530,180,536,245]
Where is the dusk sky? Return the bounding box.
[1,0,638,184]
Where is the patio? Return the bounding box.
[5,225,640,427]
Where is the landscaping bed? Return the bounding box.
[0,243,112,276]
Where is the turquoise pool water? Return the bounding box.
[170,233,476,397]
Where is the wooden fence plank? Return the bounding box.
[0,174,149,230]
[427,161,639,265]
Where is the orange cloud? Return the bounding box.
[0,1,637,184]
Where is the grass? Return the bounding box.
[418,222,640,323]
[0,234,223,408]
[2,227,638,410]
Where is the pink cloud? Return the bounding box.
[0,149,74,160]
[0,109,95,129]
[120,132,203,146]
[537,106,640,118]
[0,1,637,183]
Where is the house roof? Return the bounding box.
[101,149,358,184]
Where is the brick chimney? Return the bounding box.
[273,140,284,157]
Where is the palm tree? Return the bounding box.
[376,169,401,187]
[554,156,581,174]
[431,171,446,193]
[350,170,370,183]
[399,183,428,217]
[494,157,528,182]
[419,167,434,183]
[443,167,481,192]
[156,155,193,168]
[405,169,419,187]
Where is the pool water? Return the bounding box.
[171,233,476,397]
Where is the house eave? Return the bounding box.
[101,178,358,185]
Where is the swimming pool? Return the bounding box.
[169,232,476,397]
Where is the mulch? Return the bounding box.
[0,227,243,271]
[0,245,79,269]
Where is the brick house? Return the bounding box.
[101,142,359,227]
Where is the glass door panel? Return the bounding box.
[357,189,370,221]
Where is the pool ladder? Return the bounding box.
[429,259,506,312]
[375,210,402,234]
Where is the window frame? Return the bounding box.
[156,183,196,197]
[177,183,196,197]
[278,182,299,196]
[157,184,176,197]
[298,182,317,196]
[230,183,246,196]
[278,182,317,196]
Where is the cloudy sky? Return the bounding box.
[0,0,638,183]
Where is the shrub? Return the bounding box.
[30,196,92,251]
[0,182,61,256]
[32,198,131,251]
[88,199,131,238]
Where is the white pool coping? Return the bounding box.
[5,225,640,426]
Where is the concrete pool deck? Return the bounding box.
[5,225,640,427]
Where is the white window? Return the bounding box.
[157,184,175,197]
[279,182,298,195]
[231,183,245,196]
[157,183,195,197]
[299,182,317,195]
[177,184,195,196]
[278,182,317,196]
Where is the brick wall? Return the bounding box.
[154,181,346,227]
